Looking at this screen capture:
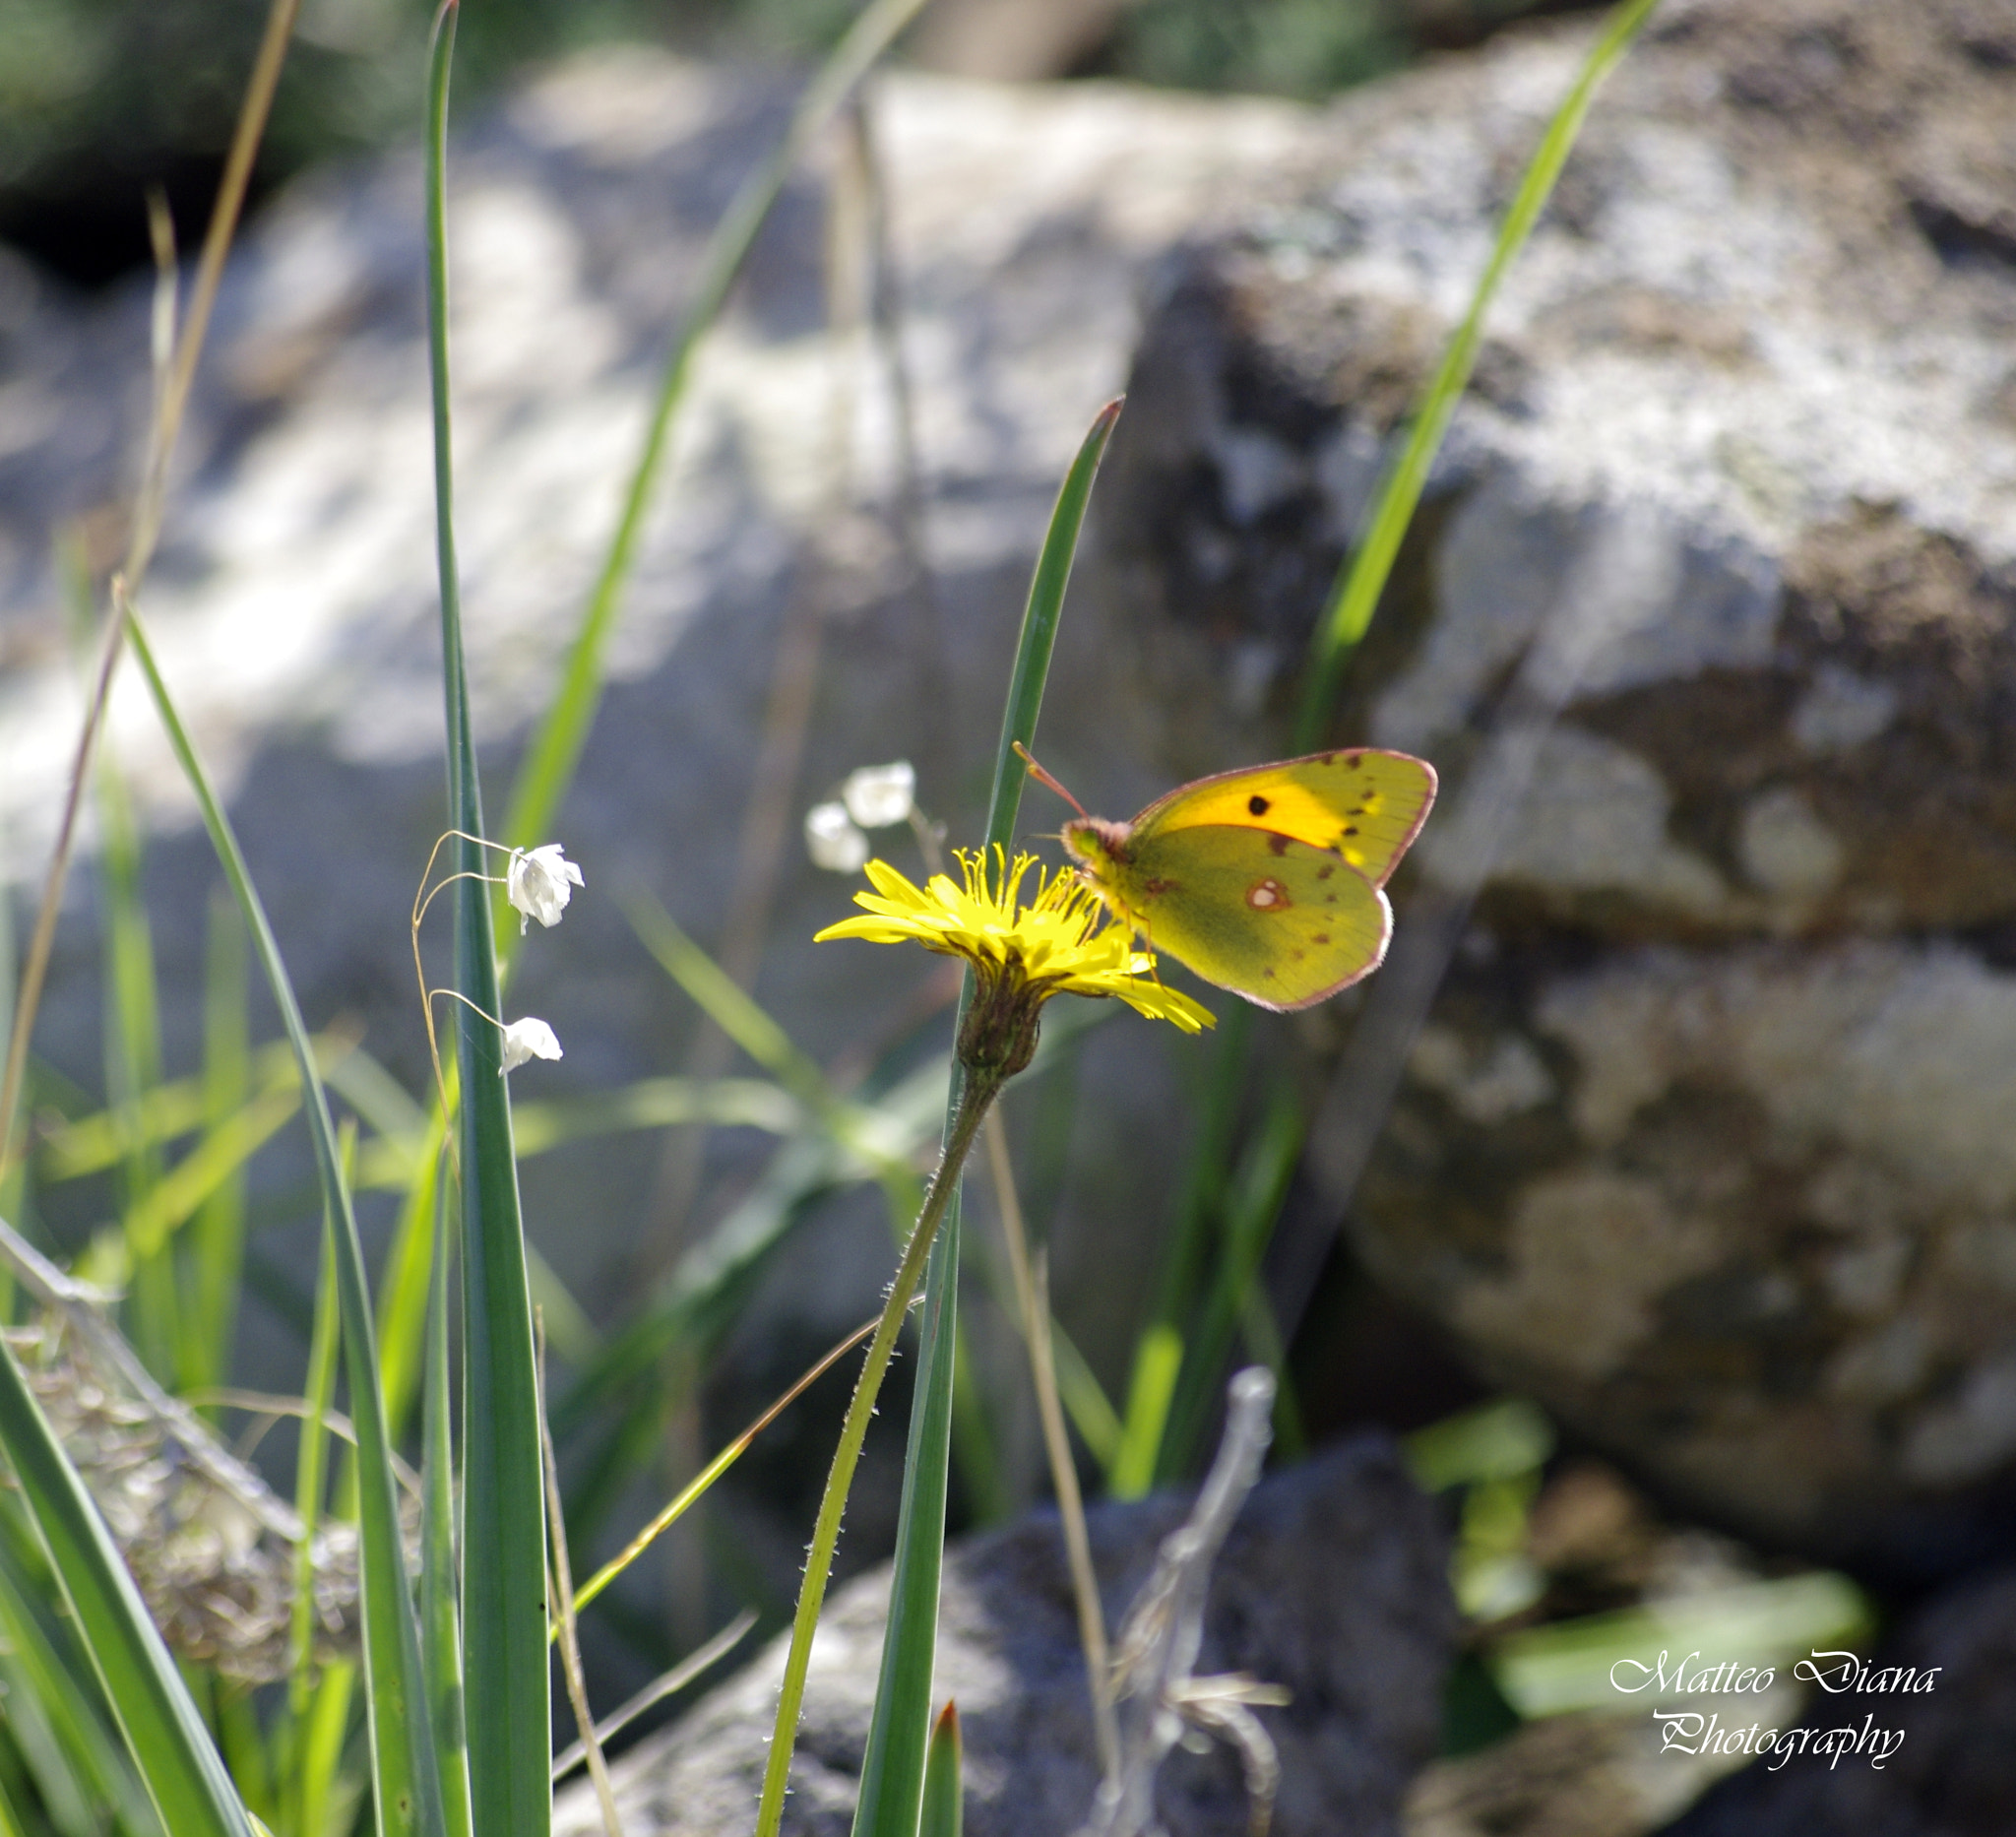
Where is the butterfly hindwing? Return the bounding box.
[1110,825,1392,1011]
[1131,749,1435,887]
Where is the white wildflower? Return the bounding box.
[507,843,584,934]
[499,1017,564,1074]
[805,801,870,873]
[841,760,915,830]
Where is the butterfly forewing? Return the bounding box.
[1117,826,1392,1011]
[1131,750,1435,887]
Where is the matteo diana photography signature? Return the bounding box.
[1608,1649,1938,1771]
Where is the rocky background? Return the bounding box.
[4,0,2015,1832]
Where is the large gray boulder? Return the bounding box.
[553,1434,1453,1837]
[1088,0,2016,1579]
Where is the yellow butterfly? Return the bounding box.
[1019,744,1437,1012]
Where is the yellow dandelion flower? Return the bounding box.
[817,848,1213,1076]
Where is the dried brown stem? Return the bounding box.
[0,0,303,1180]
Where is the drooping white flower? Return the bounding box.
[507,843,584,934]
[499,1016,563,1073]
[805,801,870,873]
[842,760,915,830]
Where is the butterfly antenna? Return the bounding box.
[1012,741,1090,821]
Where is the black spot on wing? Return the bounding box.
[1248,793,1271,815]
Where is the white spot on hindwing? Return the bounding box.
[1247,877,1291,911]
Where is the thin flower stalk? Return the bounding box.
[752,1065,995,1837]
[756,842,1209,1837]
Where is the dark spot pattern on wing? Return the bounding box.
[1248,793,1271,816]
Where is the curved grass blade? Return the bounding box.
[287,1212,341,1722]
[0,1334,253,1837]
[1295,0,1662,740]
[498,0,941,872]
[422,11,548,1831]
[0,1530,161,1837]
[851,399,1123,1837]
[120,602,445,1837]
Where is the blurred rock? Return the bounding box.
[1657,1565,2016,1837]
[1085,0,2016,1577]
[553,1433,1454,1837]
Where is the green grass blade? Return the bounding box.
[374,1111,445,1445]
[1109,1322,1182,1499]
[0,1640,98,1837]
[421,1204,472,1837]
[1157,1083,1303,1483]
[34,1038,336,1181]
[852,399,1124,1837]
[0,1751,36,1837]
[918,1703,962,1837]
[182,889,251,1403]
[0,886,21,1273]
[1043,1316,1120,1471]
[288,1208,342,1717]
[422,12,548,1831]
[122,1083,300,1261]
[289,1659,356,1837]
[497,0,940,875]
[980,399,1125,869]
[93,756,172,1380]
[0,1336,253,1837]
[618,896,834,1115]
[849,1209,959,1837]
[119,603,445,1837]
[214,1693,273,1831]
[0,1533,160,1837]
[1110,1006,1249,1497]
[1294,0,1662,741]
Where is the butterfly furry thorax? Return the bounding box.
[1060,817,1134,868]
[1047,749,1437,1012]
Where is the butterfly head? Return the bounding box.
[1059,816,1132,880]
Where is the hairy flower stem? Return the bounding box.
[754,1062,1002,1837]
